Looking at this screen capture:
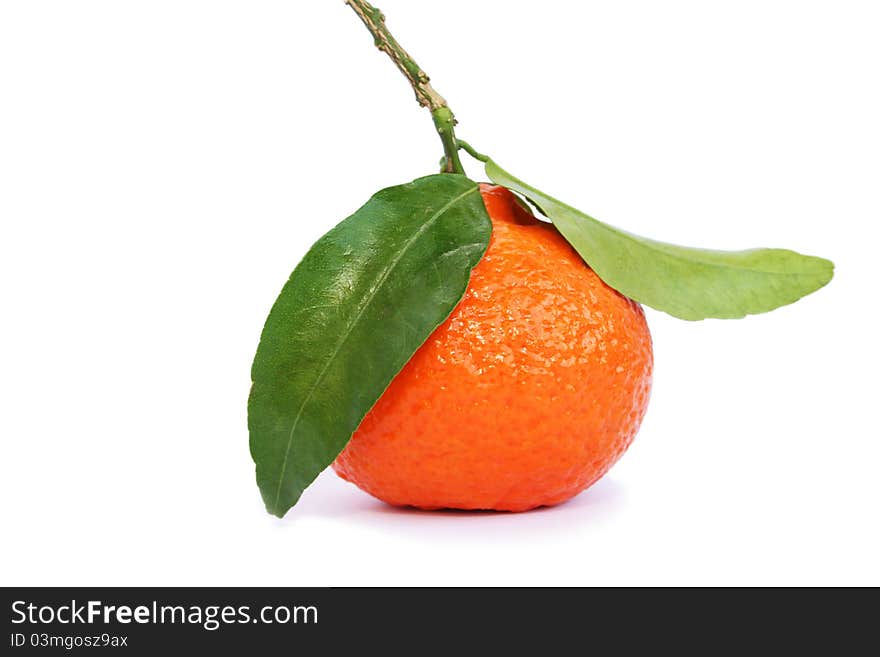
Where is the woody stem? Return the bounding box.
[344,0,466,175]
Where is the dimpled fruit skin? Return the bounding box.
[332,184,653,511]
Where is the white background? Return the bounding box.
[2,1,878,586]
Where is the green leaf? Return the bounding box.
[249,174,491,517]
[485,159,834,320]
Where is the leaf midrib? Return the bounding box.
[535,193,828,279]
[269,185,480,512]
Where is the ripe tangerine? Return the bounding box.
[333,184,653,511]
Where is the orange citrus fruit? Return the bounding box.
[333,184,653,511]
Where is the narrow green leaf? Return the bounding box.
[249,174,491,517]
[486,159,834,320]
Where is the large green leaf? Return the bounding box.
[486,159,834,320]
[249,174,491,517]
